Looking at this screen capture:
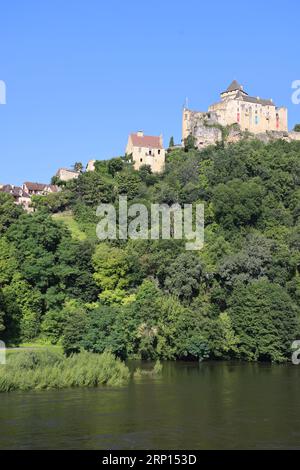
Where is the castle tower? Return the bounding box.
[182,80,289,149]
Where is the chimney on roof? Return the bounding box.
[137,131,144,137]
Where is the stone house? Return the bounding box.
[0,184,32,212]
[22,182,59,196]
[56,168,80,182]
[125,131,165,173]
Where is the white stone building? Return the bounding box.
[125,131,165,173]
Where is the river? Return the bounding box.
[1,361,300,449]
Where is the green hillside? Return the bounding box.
[1,140,300,362]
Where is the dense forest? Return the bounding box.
[1,138,300,362]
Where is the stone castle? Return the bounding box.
[182,80,300,148]
[2,80,300,212]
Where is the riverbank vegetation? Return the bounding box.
[1,139,300,362]
[133,360,163,378]
[0,350,130,392]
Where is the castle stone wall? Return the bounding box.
[183,81,290,149]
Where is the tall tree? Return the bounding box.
[73,162,83,173]
[169,136,175,147]
[228,280,299,362]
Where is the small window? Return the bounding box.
[158,149,160,155]
[149,150,152,155]
[140,158,143,162]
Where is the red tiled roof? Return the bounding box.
[130,133,163,149]
[23,182,47,191]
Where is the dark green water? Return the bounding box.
[1,361,300,450]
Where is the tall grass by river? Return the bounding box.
[0,350,130,392]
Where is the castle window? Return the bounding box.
[149,150,152,155]
[140,158,143,162]
[158,149,161,155]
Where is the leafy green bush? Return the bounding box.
[0,350,130,392]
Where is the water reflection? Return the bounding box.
[0,361,300,449]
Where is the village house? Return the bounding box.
[56,168,80,182]
[125,131,165,173]
[22,182,59,196]
[0,184,32,212]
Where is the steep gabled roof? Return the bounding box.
[227,80,243,92]
[23,182,48,191]
[130,133,163,149]
[222,80,248,95]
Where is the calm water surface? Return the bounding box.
[1,361,300,450]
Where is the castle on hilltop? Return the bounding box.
[2,80,299,210]
[182,80,299,148]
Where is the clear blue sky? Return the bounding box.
[0,0,299,185]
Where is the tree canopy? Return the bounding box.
[1,138,299,361]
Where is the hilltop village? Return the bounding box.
[1,80,300,212]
